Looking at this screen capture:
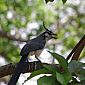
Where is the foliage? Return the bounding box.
[23,51,85,85]
[0,0,85,84]
[0,0,85,63]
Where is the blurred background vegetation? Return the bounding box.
[0,0,85,84]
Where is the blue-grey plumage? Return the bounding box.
[20,33,46,56]
[8,23,57,85]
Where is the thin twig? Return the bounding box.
[0,30,27,42]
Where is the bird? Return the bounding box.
[8,22,57,85]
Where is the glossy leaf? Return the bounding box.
[49,51,68,71]
[23,68,51,84]
[43,64,59,73]
[38,76,58,85]
[56,71,71,85]
[56,72,66,85]
[68,60,82,73]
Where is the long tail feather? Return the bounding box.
[8,54,28,85]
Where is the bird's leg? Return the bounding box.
[35,56,41,62]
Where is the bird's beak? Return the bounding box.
[51,33,57,39]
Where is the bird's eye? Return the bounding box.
[45,30,52,36]
[48,31,52,35]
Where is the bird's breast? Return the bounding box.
[29,51,35,56]
[29,49,43,57]
[35,49,43,57]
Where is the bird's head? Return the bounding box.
[43,22,57,41]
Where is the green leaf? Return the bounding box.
[68,60,81,73]
[43,64,59,73]
[73,84,81,85]
[56,72,66,85]
[81,80,85,85]
[80,62,85,67]
[63,71,72,84]
[77,74,85,81]
[48,51,68,71]
[62,0,67,4]
[56,71,71,85]
[23,68,50,84]
[68,60,85,82]
[78,69,85,75]
[37,76,57,85]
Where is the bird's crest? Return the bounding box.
[43,21,49,31]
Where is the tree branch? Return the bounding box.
[0,61,59,78]
[0,30,27,42]
[66,35,85,61]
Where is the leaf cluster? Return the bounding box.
[0,0,85,63]
[23,51,85,85]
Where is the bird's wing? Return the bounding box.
[20,41,45,56]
